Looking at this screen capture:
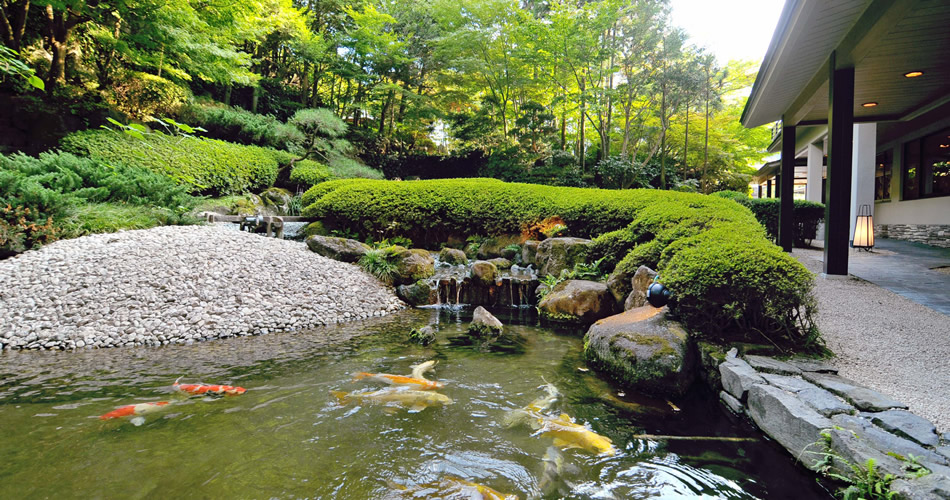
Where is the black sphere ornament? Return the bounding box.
[646,282,671,308]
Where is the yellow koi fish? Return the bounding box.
[330,387,452,413]
[388,476,519,500]
[353,360,445,390]
[536,413,617,456]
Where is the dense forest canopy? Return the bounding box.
[1,0,770,191]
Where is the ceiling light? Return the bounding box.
[904,71,924,78]
[862,102,878,107]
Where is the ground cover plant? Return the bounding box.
[0,151,198,256]
[303,178,820,351]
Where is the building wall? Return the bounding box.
[874,110,950,247]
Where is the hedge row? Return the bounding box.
[713,191,824,246]
[302,178,819,349]
[60,130,279,196]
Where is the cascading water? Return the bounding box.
[426,257,540,309]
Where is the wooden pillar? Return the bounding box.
[779,122,796,252]
[767,178,773,198]
[757,184,762,198]
[824,53,854,276]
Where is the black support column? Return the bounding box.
[779,121,796,252]
[824,53,854,275]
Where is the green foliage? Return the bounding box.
[179,101,303,150]
[712,191,825,246]
[305,178,818,348]
[0,45,43,90]
[60,129,279,195]
[289,160,333,186]
[357,246,401,284]
[109,72,191,119]
[0,151,199,255]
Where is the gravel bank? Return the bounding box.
[794,248,950,432]
[0,225,405,350]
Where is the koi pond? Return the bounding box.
[0,307,830,499]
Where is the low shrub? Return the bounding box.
[713,191,825,246]
[60,130,279,195]
[289,160,333,186]
[304,178,819,349]
[178,101,303,150]
[0,151,201,255]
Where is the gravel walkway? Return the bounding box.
[794,248,950,432]
[0,225,405,350]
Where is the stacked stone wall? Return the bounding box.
[875,224,950,248]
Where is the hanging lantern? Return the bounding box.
[852,204,874,251]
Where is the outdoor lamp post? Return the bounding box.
[851,204,874,251]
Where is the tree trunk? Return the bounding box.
[683,102,689,179]
[560,110,566,151]
[703,68,710,194]
[659,78,667,189]
[579,78,586,171]
[0,0,30,51]
[251,86,260,113]
[44,4,82,90]
[223,85,232,106]
[300,62,310,105]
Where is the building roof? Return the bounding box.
[741,0,950,129]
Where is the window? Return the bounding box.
[903,127,950,200]
[875,149,892,201]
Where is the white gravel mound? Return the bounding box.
[0,225,405,350]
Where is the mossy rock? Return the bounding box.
[393,248,435,286]
[583,306,696,398]
[439,247,468,265]
[538,280,616,325]
[470,260,498,286]
[397,281,435,307]
[537,237,591,277]
[302,221,330,238]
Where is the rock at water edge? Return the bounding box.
[471,260,498,286]
[397,281,435,307]
[536,237,591,278]
[393,248,435,286]
[803,372,908,412]
[583,306,695,398]
[719,358,765,402]
[746,384,833,471]
[305,236,371,263]
[522,240,540,266]
[624,266,658,311]
[439,247,468,265]
[865,409,940,448]
[538,280,615,324]
[469,306,503,338]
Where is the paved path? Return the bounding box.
[808,238,950,315]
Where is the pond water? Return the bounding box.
[0,307,831,499]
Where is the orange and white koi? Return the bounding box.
[330,387,453,413]
[173,377,246,396]
[353,360,445,390]
[99,401,170,421]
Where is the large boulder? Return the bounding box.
[522,240,540,266]
[746,383,833,470]
[477,236,520,260]
[538,280,615,324]
[487,257,512,270]
[583,306,695,397]
[439,247,468,266]
[393,248,435,286]
[306,236,370,263]
[471,260,498,285]
[536,237,591,277]
[397,281,435,306]
[260,187,294,215]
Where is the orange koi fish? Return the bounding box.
[99,401,170,420]
[388,476,519,500]
[353,360,445,390]
[173,378,246,396]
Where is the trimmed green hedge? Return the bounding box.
[302,178,819,348]
[713,191,824,246]
[289,160,334,186]
[60,130,279,196]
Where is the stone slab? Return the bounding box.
[720,358,765,402]
[720,390,743,415]
[939,446,950,461]
[803,372,907,412]
[745,355,802,375]
[826,427,907,478]
[760,373,854,417]
[831,415,948,467]
[890,473,950,500]
[863,410,940,448]
[786,357,838,374]
[747,384,832,470]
